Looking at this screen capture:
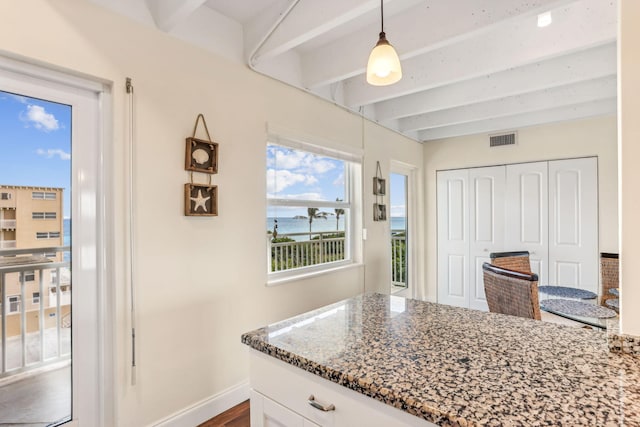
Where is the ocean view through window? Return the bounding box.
[267,139,361,280]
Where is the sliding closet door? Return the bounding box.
[505,162,549,284]
[437,169,469,308]
[548,157,598,291]
[469,166,505,311]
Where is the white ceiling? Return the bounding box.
[91,0,618,142]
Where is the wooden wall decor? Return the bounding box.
[373,161,387,221]
[186,137,218,174]
[185,183,218,216]
[373,203,387,221]
[184,114,219,217]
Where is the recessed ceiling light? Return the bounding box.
[538,11,552,27]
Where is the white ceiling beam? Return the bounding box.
[145,0,206,32]
[400,76,616,132]
[342,0,616,108]
[252,0,387,63]
[418,98,616,141]
[300,0,576,89]
[375,44,616,121]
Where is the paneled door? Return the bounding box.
[505,162,549,284]
[548,158,598,291]
[468,166,506,311]
[437,169,469,308]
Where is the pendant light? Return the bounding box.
[366,0,402,86]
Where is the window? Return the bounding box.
[51,270,58,283]
[32,212,57,220]
[36,231,60,239]
[1,192,10,200]
[20,270,35,282]
[33,292,40,305]
[8,296,20,313]
[267,140,361,281]
[32,191,56,200]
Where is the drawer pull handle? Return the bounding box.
[308,395,335,412]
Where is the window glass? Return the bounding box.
[267,142,357,278]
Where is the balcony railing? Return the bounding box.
[267,230,408,289]
[0,220,16,229]
[0,246,71,380]
[391,230,407,288]
[0,240,16,249]
[269,231,345,272]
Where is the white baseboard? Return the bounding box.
[152,380,249,427]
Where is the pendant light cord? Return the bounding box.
[380,0,384,33]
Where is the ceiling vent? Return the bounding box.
[489,132,517,147]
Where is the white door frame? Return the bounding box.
[390,160,423,300]
[0,54,114,427]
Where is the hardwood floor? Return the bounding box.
[198,400,250,427]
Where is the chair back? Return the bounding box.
[490,251,531,273]
[482,262,541,320]
[600,253,619,306]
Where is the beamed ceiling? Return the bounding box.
[91,0,618,142]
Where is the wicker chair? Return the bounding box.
[600,253,619,307]
[482,262,541,320]
[489,251,532,274]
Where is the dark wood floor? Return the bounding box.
[198,400,250,427]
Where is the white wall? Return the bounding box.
[0,1,423,425]
[423,116,618,302]
[619,0,640,336]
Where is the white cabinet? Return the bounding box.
[249,349,435,427]
[548,158,598,292]
[437,157,598,310]
[505,161,549,283]
[251,390,320,427]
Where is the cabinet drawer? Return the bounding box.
[249,349,435,427]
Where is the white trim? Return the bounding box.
[152,380,250,427]
[267,262,364,286]
[0,53,114,426]
[267,122,363,162]
[390,160,424,301]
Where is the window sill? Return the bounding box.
[267,262,363,287]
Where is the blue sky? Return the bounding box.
[266,143,406,218]
[0,91,71,217]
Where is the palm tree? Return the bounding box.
[334,198,344,231]
[307,207,328,235]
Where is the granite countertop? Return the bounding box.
[242,293,640,426]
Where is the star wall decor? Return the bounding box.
[184,183,217,216]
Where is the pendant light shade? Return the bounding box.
[366,1,402,86]
[366,32,402,86]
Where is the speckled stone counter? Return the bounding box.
[242,293,640,426]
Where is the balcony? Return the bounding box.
[0,246,71,380]
[0,240,16,249]
[0,219,16,230]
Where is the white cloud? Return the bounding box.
[36,148,71,160]
[390,204,406,217]
[268,146,337,175]
[23,105,60,131]
[267,192,325,201]
[267,169,309,193]
[333,172,344,186]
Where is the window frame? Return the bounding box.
[266,136,363,285]
[32,292,40,305]
[8,295,20,313]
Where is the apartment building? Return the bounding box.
[0,185,69,337]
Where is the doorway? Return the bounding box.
[0,56,109,426]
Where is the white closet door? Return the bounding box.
[505,162,549,284]
[437,170,470,308]
[469,166,506,311]
[548,157,598,292]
